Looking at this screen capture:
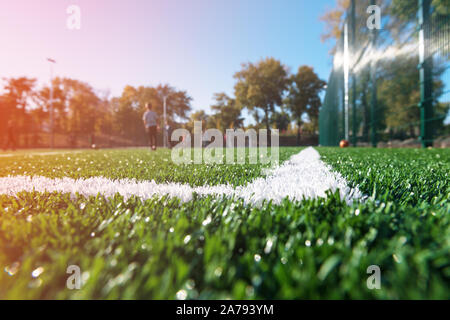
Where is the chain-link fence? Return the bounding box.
[319,0,449,148]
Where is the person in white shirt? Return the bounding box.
[142,103,159,150]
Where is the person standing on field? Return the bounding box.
[143,103,159,150]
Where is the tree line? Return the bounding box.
[0,60,325,147]
[185,60,326,143]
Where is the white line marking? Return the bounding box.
[0,151,84,158]
[0,147,362,206]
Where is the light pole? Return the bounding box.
[47,58,56,148]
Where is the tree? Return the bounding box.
[113,86,145,141]
[62,78,102,137]
[321,0,448,46]
[2,77,37,112]
[271,111,291,132]
[184,110,211,133]
[378,54,447,138]
[153,84,192,123]
[285,66,326,142]
[2,77,37,144]
[2,77,37,127]
[391,0,449,22]
[94,89,115,139]
[37,77,71,133]
[320,0,350,44]
[210,92,243,130]
[0,76,195,147]
[234,57,290,130]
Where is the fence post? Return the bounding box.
[342,59,346,145]
[350,0,357,147]
[418,0,433,148]
[370,0,378,148]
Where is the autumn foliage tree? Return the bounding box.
[0,76,193,147]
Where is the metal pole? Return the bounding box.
[350,0,357,147]
[163,95,167,148]
[418,0,433,148]
[370,0,378,148]
[344,23,350,142]
[48,60,55,149]
[341,33,346,144]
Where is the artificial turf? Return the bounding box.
[0,148,301,187]
[0,147,448,299]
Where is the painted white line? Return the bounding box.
[0,148,362,206]
[0,151,84,158]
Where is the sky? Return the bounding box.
[0,0,336,116]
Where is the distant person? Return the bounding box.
[143,103,159,150]
[3,120,16,151]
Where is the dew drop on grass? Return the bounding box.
[176,289,187,300]
[186,279,195,290]
[252,275,262,286]
[393,254,401,263]
[202,216,212,226]
[214,267,223,277]
[82,271,90,283]
[399,236,407,245]
[28,279,42,288]
[5,262,20,276]
[31,267,44,278]
[184,235,191,244]
[264,238,274,254]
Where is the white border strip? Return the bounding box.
[0,148,362,206]
[0,151,84,158]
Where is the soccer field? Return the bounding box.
[0,147,448,299]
